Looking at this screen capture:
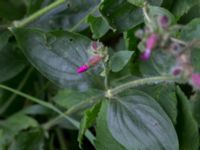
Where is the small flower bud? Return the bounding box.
[190,73,200,89]
[140,48,151,61]
[135,29,144,39]
[91,41,104,51]
[169,43,183,56]
[158,15,169,28]
[171,66,183,76]
[88,55,102,66]
[77,65,89,73]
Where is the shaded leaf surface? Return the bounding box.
[107,91,179,150]
[87,15,109,39]
[95,101,126,150]
[109,51,134,72]
[176,87,199,150]
[78,102,101,147]
[13,28,103,90]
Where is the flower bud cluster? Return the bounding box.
[77,41,108,73]
[136,14,200,89]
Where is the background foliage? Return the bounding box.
[0,0,200,150]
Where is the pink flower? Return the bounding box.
[190,73,200,89]
[140,34,158,61]
[146,34,158,50]
[76,65,89,73]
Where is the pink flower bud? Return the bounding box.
[158,15,169,28]
[92,42,98,50]
[91,41,104,51]
[140,48,151,61]
[171,66,182,76]
[190,73,200,89]
[146,34,158,50]
[88,55,102,66]
[76,65,89,73]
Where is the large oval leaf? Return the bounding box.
[107,91,179,150]
[13,28,103,90]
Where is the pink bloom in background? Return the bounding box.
[146,34,158,50]
[190,73,200,89]
[140,34,158,61]
[77,65,89,73]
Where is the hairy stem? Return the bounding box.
[43,93,103,130]
[0,67,33,114]
[106,76,177,98]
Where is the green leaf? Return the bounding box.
[191,92,200,127]
[30,0,100,31]
[13,28,103,90]
[99,0,143,31]
[180,18,200,72]
[95,101,126,150]
[109,51,134,72]
[9,128,44,150]
[0,44,27,83]
[0,113,38,149]
[176,87,199,150]
[107,91,179,150]
[138,84,178,124]
[0,0,26,20]
[99,0,163,31]
[140,50,176,76]
[180,18,200,41]
[87,15,110,39]
[127,0,162,7]
[78,102,101,148]
[0,30,27,83]
[171,0,199,18]
[53,89,102,109]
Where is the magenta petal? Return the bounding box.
[76,65,89,73]
[140,48,151,61]
[146,34,158,50]
[190,73,200,89]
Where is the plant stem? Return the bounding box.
[43,93,103,130]
[106,76,177,98]
[56,128,68,150]
[0,84,95,146]
[0,67,33,114]
[103,62,109,90]
[10,0,65,29]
